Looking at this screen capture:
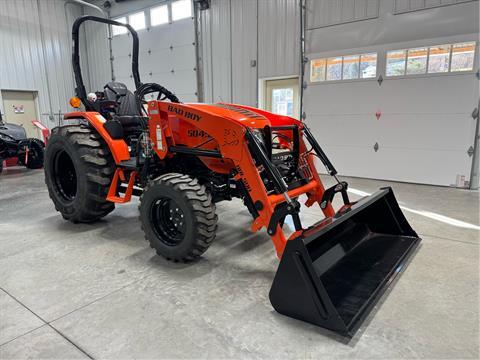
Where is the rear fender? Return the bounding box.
[64,111,130,164]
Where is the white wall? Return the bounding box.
[200,0,300,105]
[304,0,479,187]
[0,0,89,129]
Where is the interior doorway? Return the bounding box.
[262,77,300,119]
[1,90,40,138]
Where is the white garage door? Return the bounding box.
[304,39,478,188]
[111,2,198,103]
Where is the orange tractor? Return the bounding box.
[44,16,420,337]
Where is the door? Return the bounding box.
[265,78,300,119]
[2,90,39,138]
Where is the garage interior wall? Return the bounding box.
[199,0,301,105]
[86,0,198,102]
[1,0,478,189]
[304,0,479,188]
[0,0,90,129]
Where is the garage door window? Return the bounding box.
[172,0,192,21]
[387,41,476,77]
[112,17,127,36]
[151,5,169,26]
[360,53,377,78]
[386,50,406,76]
[342,55,359,80]
[310,59,327,82]
[326,57,342,81]
[311,53,377,82]
[451,42,476,72]
[129,12,146,31]
[428,45,451,73]
[406,48,428,75]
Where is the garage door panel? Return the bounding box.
[151,70,197,95]
[140,27,173,51]
[371,147,472,186]
[163,19,195,45]
[140,49,173,71]
[113,56,133,79]
[377,76,476,114]
[318,144,471,186]
[170,45,196,70]
[377,114,476,150]
[305,81,382,115]
[112,13,197,103]
[306,114,379,147]
[112,35,133,58]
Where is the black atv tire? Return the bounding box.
[139,173,218,262]
[0,160,3,174]
[44,124,115,223]
[24,138,45,169]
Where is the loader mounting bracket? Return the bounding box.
[267,199,302,235]
[320,181,350,209]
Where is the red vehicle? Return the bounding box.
[44,16,420,337]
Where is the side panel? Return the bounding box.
[149,102,246,162]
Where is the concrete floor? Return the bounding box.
[0,167,478,359]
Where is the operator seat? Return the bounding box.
[103,82,144,135]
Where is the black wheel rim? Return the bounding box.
[150,197,186,246]
[52,150,77,201]
[29,146,38,162]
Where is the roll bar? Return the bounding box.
[72,15,142,109]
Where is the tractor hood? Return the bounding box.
[178,103,301,129]
[0,122,27,141]
[182,103,271,128]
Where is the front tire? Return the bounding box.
[139,173,218,262]
[44,124,115,223]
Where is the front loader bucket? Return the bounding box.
[269,187,420,337]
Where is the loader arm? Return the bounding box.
[149,101,336,257]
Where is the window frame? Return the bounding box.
[309,52,378,84]
[385,41,477,79]
[111,1,193,36]
[150,3,171,27]
[128,11,147,31]
[171,0,193,22]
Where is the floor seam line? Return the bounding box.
[48,274,153,324]
[0,324,47,347]
[45,323,94,360]
[0,287,94,359]
[418,233,479,245]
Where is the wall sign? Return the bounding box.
[13,104,24,114]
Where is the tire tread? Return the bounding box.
[139,173,217,262]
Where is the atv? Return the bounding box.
[43,16,420,338]
[0,112,45,174]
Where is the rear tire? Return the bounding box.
[139,173,217,262]
[44,124,115,223]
